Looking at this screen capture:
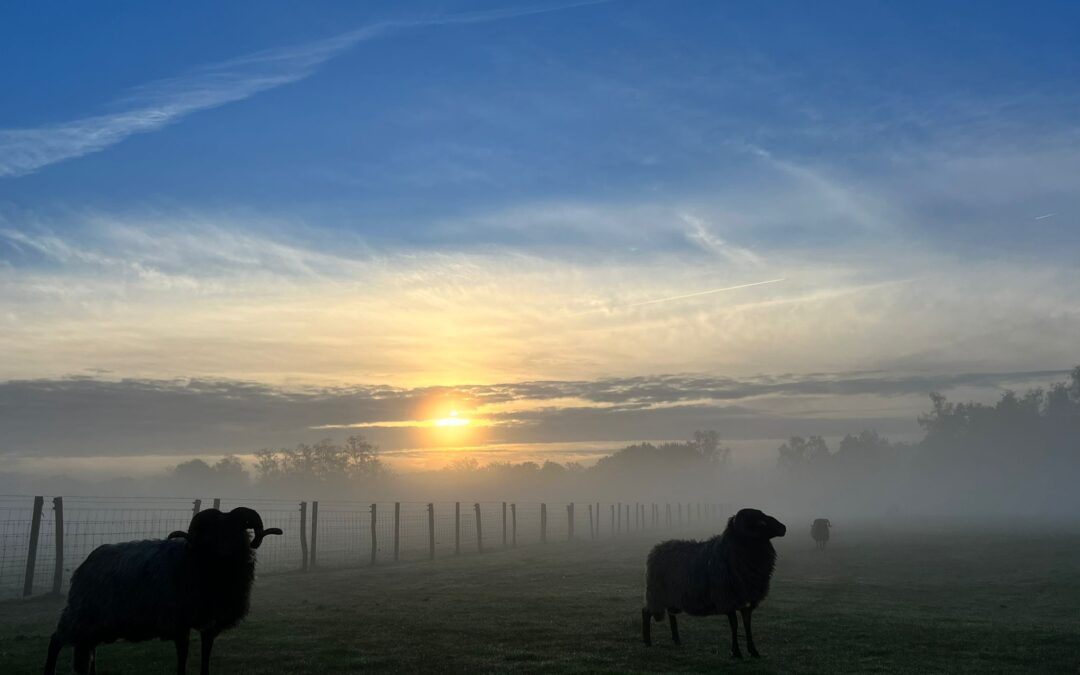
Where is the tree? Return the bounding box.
[254,435,384,486]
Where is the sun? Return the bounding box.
[434,410,470,427]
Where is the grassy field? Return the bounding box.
[2,521,1079,674]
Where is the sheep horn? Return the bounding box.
[228,507,282,549]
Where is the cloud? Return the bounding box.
[0,1,614,178]
[0,368,1067,463]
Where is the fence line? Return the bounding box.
[0,496,732,602]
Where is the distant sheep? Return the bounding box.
[642,507,786,659]
[44,507,282,675]
[811,518,831,550]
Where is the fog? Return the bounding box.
[4,368,1077,522]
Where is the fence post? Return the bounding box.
[595,502,600,538]
[192,499,202,519]
[678,503,683,528]
[310,501,319,570]
[567,503,574,540]
[666,503,671,528]
[502,502,507,548]
[51,497,64,596]
[427,503,435,560]
[634,503,639,530]
[370,503,378,566]
[588,503,595,539]
[212,498,221,510]
[626,504,630,532]
[454,502,461,555]
[540,503,547,544]
[299,501,308,572]
[511,503,517,547]
[23,496,44,597]
[617,502,622,533]
[475,503,483,553]
[610,504,615,537]
[393,502,401,563]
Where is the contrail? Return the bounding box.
[625,278,787,307]
[1034,213,1058,220]
[0,0,617,178]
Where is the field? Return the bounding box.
[2,521,1079,674]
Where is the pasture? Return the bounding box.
[2,521,1078,673]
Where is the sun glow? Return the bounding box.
[434,410,470,427]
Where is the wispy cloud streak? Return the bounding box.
[625,278,787,308]
[0,1,612,178]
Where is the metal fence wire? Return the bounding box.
[0,496,732,602]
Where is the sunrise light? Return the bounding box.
[434,410,470,427]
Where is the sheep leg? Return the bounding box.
[200,629,219,675]
[88,649,97,675]
[641,608,652,646]
[727,611,742,659]
[175,632,189,675]
[73,644,92,674]
[740,608,760,658]
[43,632,63,675]
[669,613,681,645]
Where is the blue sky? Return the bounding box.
[1,1,1079,471]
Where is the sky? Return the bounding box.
[1,0,1079,475]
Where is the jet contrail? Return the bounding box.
[1034,213,1058,220]
[0,0,617,178]
[625,278,787,307]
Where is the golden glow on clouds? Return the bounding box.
[434,410,469,427]
[2,218,1078,394]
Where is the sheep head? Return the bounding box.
[227,507,283,549]
[168,507,283,554]
[727,508,787,540]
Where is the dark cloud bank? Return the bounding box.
[0,368,1064,459]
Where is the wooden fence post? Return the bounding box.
[502,501,508,548]
[393,502,401,563]
[192,499,201,519]
[511,503,517,548]
[626,504,630,532]
[310,501,319,570]
[23,496,44,597]
[587,503,594,539]
[370,503,378,566]
[540,503,547,544]
[617,502,622,533]
[454,502,461,555]
[212,498,221,510]
[475,503,483,553]
[610,504,615,536]
[51,497,64,596]
[299,501,308,572]
[427,503,435,560]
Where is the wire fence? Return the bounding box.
[0,495,732,603]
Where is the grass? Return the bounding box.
[2,522,1079,673]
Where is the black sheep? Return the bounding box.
[44,507,282,675]
[641,507,786,658]
[811,518,831,550]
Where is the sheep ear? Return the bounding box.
[168,530,188,540]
